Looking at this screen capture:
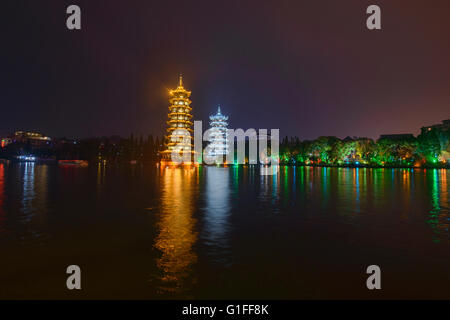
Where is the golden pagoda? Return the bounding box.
[160,76,194,164]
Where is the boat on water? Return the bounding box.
[14,155,36,162]
[58,160,88,167]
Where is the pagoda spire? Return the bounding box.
[179,75,183,87]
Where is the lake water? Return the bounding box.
[0,163,448,299]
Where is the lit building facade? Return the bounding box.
[160,76,194,163]
[0,131,51,148]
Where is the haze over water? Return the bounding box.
[0,163,448,299]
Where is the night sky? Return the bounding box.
[1,0,449,140]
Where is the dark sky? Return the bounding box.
[1,0,449,140]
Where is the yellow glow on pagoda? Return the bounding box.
[161,76,195,163]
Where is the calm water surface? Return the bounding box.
[0,163,448,299]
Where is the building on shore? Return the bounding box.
[205,106,229,164]
[421,119,450,134]
[420,119,450,163]
[1,131,51,149]
[160,76,195,164]
[13,131,52,146]
[378,133,415,141]
[1,137,13,148]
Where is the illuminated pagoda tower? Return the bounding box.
[206,106,229,163]
[160,76,194,163]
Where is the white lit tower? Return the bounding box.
[207,106,229,162]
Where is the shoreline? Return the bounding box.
[1,158,449,169]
